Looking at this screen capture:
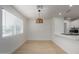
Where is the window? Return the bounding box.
[2,9,23,37]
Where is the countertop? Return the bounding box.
[55,33,79,40]
[62,33,79,36]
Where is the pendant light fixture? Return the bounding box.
[36,5,43,23]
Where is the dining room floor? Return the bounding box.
[14,40,66,54]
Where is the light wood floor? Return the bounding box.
[14,40,66,54]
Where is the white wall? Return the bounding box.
[64,20,71,33]
[28,18,52,40]
[0,5,28,53]
[53,17,64,34]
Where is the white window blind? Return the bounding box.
[2,9,23,37]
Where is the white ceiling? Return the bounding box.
[13,5,79,20]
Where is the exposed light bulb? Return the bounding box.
[59,12,62,15]
[69,5,73,7]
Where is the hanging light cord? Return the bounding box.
[38,9,41,18]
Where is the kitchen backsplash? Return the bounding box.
[64,19,79,34]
